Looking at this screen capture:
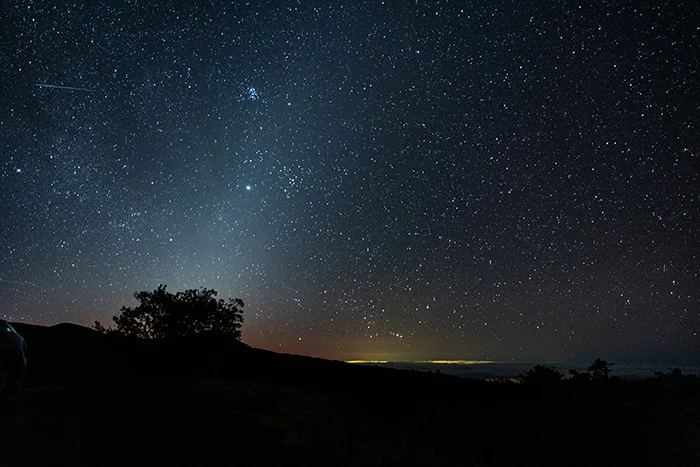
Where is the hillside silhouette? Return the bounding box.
[2,322,699,466]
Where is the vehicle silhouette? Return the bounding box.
[0,319,27,399]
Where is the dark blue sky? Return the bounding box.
[1,0,698,362]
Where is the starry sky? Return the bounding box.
[1,1,698,363]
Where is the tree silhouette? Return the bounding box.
[587,358,614,377]
[92,321,113,334]
[94,285,244,340]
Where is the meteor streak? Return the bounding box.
[0,278,33,286]
[35,83,95,92]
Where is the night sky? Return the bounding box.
[1,1,698,363]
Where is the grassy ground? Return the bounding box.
[3,374,699,467]
[0,378,461,467]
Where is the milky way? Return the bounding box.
[1,1,698,362]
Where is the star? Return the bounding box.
[0,0,696,364]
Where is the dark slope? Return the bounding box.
[5,323,700,467]
[10,322,487,409]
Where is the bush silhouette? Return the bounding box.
[94,285,244,339]
[587,358,614,378]
[568,369,592,381]
[518,364,563,385]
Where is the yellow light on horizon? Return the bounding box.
[345,359,496,365]
[345,360,389,364]
[417,360,496,365]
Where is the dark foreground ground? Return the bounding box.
[1,323,699,466]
